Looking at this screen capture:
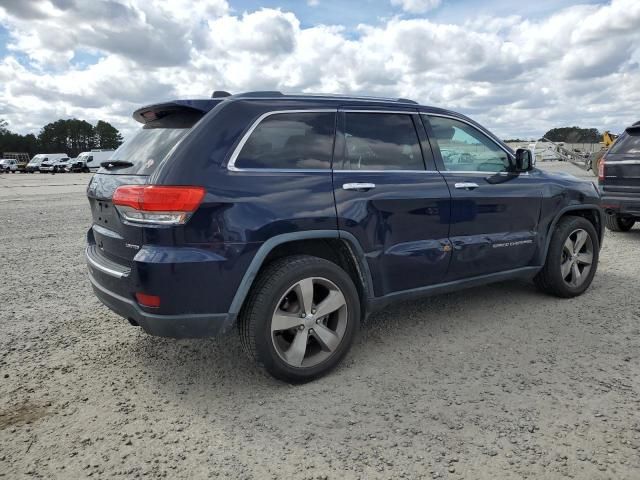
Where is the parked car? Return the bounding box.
[76,150,116,172]
[600,121,640,231]
[39,154,69,173]
[65,157,85,172]
[0,158,19,172]
[26,155,46,173]
[51,157,72,173]
[85,91,604,382]
[1,152,30,172]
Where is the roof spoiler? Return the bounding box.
[132,99,221,124]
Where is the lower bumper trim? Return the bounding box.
[88,273,234,338]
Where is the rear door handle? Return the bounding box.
[454,182,479,190]
[342,183,376,191]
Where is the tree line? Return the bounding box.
[0,118,123,159]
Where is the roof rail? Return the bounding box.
[233,91,284,98]
[229,91,418,104]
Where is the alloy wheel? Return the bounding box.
[270,277,348,368]
[561,228,594,288]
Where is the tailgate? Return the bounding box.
[87,174,147,264]
[603,126,640,195]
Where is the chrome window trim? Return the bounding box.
[341,109,419,115]
[334,169,439,174]
[227,109,336,172]
[440,170,530,176]
[422,112,514,160]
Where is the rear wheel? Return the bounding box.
[239,255,360,383]
[534,216,599,298]
[605,214,635,232]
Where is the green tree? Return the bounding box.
[38,118,96,157]
[1,118,124,158]
[94,120,123,149]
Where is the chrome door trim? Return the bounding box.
[342,182,376,191]
[454,182,479,189]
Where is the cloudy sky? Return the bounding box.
[0,0,638,140]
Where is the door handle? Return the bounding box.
[454,182,479,190]
[342,183,376,191]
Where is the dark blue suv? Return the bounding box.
[86,91,603,382]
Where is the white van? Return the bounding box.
[32,153,69,172]
[77,150,115,172]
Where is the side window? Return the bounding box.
[427,116,509,172]
[88,156,93,162]
[341,113,424,170]
[234,112,335,169]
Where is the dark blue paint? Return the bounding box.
[85,92,603,338]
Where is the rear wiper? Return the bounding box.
[101,160,134,169]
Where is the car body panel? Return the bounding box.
[85,93,603,338]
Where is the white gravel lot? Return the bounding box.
[1,164,639,479]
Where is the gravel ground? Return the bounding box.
[1,165,639,479]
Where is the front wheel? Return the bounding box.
[239,255,360,383]
[534,216,599,298]
[605,214,635,232]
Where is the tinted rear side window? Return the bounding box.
[234,112,336,169]
[101,110,203,175]
[340,113,424,170]
[609,130,640,155]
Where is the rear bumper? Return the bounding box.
[601,195,640,217]
[88,271,234,338]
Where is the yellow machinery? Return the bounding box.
[589,131,619,176]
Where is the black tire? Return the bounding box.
[605,214,635,232]
[534,216,599,298]
[239,255,360,383]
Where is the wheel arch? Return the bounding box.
[541,205,604,262]
[228,230,373,320]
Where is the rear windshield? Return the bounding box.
[99,110,203,175]
[609,129,640,155]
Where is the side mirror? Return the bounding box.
[514,148,534,172]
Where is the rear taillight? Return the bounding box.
[112,185,205,225]
[598,156,606,182]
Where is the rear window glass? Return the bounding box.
[100,110,202,175]
[234,112,335,169]
[340,113,424,170]
[609,130,640,155]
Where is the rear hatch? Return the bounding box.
[87,102,214,266]
[602,125,640,197]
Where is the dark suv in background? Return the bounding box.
[600,121,640,232]
[86,91,603,382]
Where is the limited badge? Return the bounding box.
[144,159,155,169]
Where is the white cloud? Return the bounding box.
[391,0,442,14]
[0,0,639,139]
